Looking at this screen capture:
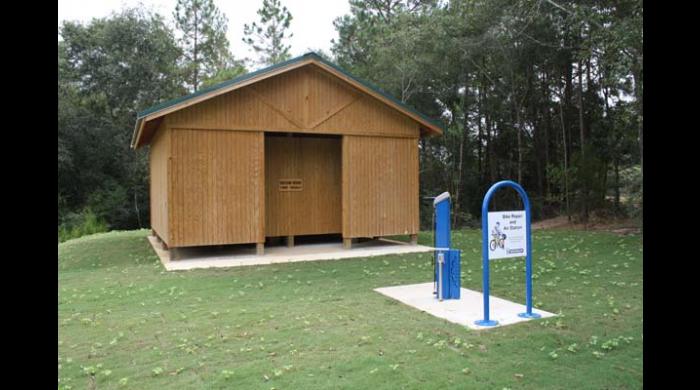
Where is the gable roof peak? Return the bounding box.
[131,53,443,148]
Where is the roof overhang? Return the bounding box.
[131,53,444,149]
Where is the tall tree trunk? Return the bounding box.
[542,71,551,197]
[477,85,484,185]
[453,94,468,227]
[532,77,544,204]
[515,99,523,184]
[559,91,571,222]
[632,59,643,177]
[534,115,544,203]
[484,84,495,184]
[614,159,620,210]
[577,60,586,158]
[632,56,642,233]
[564,55,573,163]
[454,134,465,227]
[603,79,619,212]
[577,60,588,222]
[487,121,494,182]
[193,6,199,92]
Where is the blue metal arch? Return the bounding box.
[475,180,540,327]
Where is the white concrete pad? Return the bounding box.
[148,236,434,271]
[374,282,556,330]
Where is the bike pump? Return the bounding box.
[437,251,445,301]
[424,196,438,297]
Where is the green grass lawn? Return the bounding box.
[58,228,642,389]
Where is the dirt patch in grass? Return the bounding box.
[533,215,641,236]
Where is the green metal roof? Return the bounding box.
[136,52,445,132]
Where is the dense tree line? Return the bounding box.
[58,8,186,238]
[332,0,642,228]
[58,0,292,240]
[58,0,642,240]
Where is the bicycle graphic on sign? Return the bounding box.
[489,222,506,251]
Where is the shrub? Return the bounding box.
[58,209,109,243]
[619,165,642,218]
[86,181,133,230]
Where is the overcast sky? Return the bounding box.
[58,0,351,67]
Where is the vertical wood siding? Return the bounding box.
[165,65,419,138]
[147,62,428,247]
[149,122,170,244]
[169,129,264,247]
[265,134,342,236]
[342,135,419,238]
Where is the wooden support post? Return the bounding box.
[256,243,265,255]
[343,238,352,249]
[287,235,294,248]
[168,248,177,261]
[152,231,168,250]
[410,234,418,245]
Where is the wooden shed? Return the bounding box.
[131,52,443,255]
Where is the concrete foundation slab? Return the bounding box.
[374,282,556,330]
[148,235,434,271]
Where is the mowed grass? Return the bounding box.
[58,229,642,389]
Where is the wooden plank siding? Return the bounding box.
[148,120,170,244]
[142,61,431,249]
[265,134,342,237]
[169,129,264,247]
[342,135,420,238]
[166,65,419,139]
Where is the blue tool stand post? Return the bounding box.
[433,192,461,301]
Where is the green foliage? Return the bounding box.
[333,0,642,223]
[59,8,183,113]
[243,0,293,65]
[619,165,642,217]
[174,0,232,91]
[59,7,185,234]
[201,60,248,88]
[85,180,136,229]
[570,146,608,212]
[58,209,109,243]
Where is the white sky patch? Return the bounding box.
[58,0,350,69]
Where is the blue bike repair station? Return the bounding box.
[376,180,554,330]
[374,180,554,329]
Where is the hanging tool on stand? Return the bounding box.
[423,195,440,297]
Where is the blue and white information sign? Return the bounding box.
[475,180,540,327]
[487,210,526,259]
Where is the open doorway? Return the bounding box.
[264,133,342,244]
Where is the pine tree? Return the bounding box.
[174,0,231,91]
[243,0,293,66]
